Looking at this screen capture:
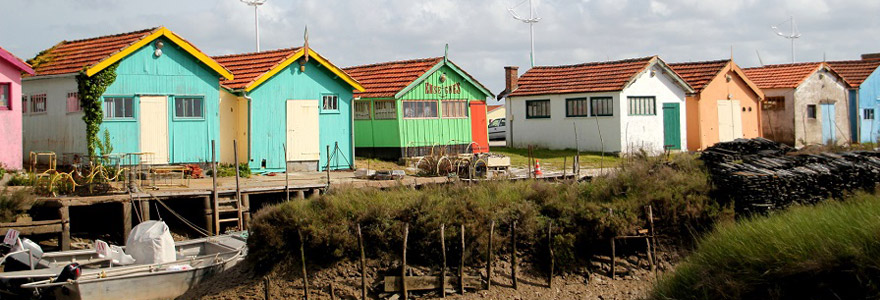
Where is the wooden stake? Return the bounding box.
[511,220,518,290]
[486,221,494,290]
[211,140,218,236]
[358,224,367,300]
[563,156,567,179]
[402,223,409,300]
[440,224,447,298]
[547,222,554,288]
[610,237,616,280]
[202,196,213,235]
[264,277,271,300]
[299,230,309,300]
[329,282,336,300]
[59,204,70,251]
[234,140,243,230]
[459,224,465,294]
[283,143,290,202]
[122,201,132,241]
[326,145,331,189]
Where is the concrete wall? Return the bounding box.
[619,64,688,153]
[0,62,23,169]
[21,76,86,165]
[793,69,849,146]
[687,65,763,150]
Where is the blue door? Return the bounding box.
[820,103,836,144]
[862,107,877,143]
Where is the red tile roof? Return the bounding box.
[508,56,657,97]
[826,59,880,88]
[343,57,444,98]
[213,47,301,90]
[668,60,730,92]
[742,62,823,89]
[487,105,504,112]
[28,28,159,76]
[0,46,34,75]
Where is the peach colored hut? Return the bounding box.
[0,47,35,169]
[670,60,764,151]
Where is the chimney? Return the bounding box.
[504,66,519,94]
[861,53,880,61]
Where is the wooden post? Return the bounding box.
[59,204,70,251]
[358,224,367,300]
[440,224,447,298]
[299,230,309,300]
[139,199,150,222]
[329,282,336,300]
[234,140,243,230]
[264,277,271,300]
[211,140,219,236]
[326,145,331,189]
[242,194,251,230]
[511,221,518,290]
[486,221,494,290]
[122,201,132,242]
[648,205,657,275]
[203,196,214,235]
[562,157,567,179]
[459,224,465,294]
[401,223,409,300]
[611,237,616,280]
[547,222,554,288]
[283,143,290,202]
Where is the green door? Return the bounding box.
[662,103,681,150]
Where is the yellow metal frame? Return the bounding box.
[85,27,234,80]
[244,48,365,93]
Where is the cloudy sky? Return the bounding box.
[2,0,878,104]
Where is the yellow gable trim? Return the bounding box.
[244,48,365,93]
[85,27,234,80]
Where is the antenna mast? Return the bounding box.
[241,0,268,52]
[508,0,541,67]
[771,16,801,63]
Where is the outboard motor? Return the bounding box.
[53,263,81,283]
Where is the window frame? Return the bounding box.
[525,99,551,119]
[565,97,589,117]
[441,99,468,119]
[321,94,340,114]
[865,108,875,120]
[806,104,817,119]
[354,100,371,120]
[590,96,614,117]
[103,96,136,121]
[30,94,47,114]
[402,100,439,119]
[374,100,397,120]
[0,83,10,111]
[173,96,205,120]
[762,96,785,111]
[66,92,82,113]
[627,96,656,116]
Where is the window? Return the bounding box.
[21,96,26,113]
[762,96,785,110]
[66,92,81,113]
[591,97,613,116]
[489,119,502,128]
[0,83,9,110]
[354,101,371,120]
[175,97,203,118]
[806,104,817,119]
[526,99,551,119]
[566,98,588,117]
[442,100,468,118]
[865,108,875,120]
[374,100,396,119]
[30,94,47,113]
[628,96,656,116]
[104,97,134,119]
[322,94,338,111]
[403,100,438,119]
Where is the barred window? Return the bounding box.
[566,98,588,117]
[21,96,27,113]
[322,94,338,111]
[526,99,550,119]
[591,97,613,116]
[354,101,371,120]
[442,100,468,118]
[104,97,134,119]
[403,100,438,119]
[0,83,9,110]
[67,92,82,113]
[175,97,203,118]
[374,100,396,120]
[628,96,655,116]
[762,96,785,110]
[865,108,876,120]
[30,94,47,113]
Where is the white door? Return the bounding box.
[717,100,743,142]
[286,100,320,161]
[139,96,169,164]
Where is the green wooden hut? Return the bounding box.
[344,56,493,160]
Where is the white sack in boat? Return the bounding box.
[125,221,176,264]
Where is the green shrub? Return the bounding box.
[6,173,33,186]
[652,192,880,300]
[207,163,251,178]
[249,153,727,271]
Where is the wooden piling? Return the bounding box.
[59,204,70,250]
[611,237,616,280]
[511,220,518,290]
[358,224,367,300]
[326,145,331,189]
[562,157,567,179]
[283,143,290,202]
[122,201,132,241]
[202,196,213,235]
[297,190,306,200]
[547,222,554,288]
[264,277,271,300]
[440,224,447,298]
[242,194,251,230]
[299,230,309,300]
[234,140,243,230]
[402,223,409,300]
[486,221,494,290]
[211,140,218,236]
[459,224,465,294]
[139,199,150,222]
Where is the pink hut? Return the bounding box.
[0,47,35,170]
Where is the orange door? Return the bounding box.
[469,101,489,153]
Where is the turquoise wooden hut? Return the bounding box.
[22,27,234,164]
[828,56,880,143]
[213,47,364,172]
